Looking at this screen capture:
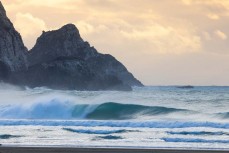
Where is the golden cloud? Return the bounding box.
[14,13,47,49]
[214,30,227,40]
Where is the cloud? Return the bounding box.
[207,13,220,20]
[214,30,227,40]
[15,13,46,37]
[181,0,229,17]
[3,0,229,55]
[120,23,201,54]
[202,32,211,41]
[14,13,47,49]
[75,21,95,35]
[4,0,76,6]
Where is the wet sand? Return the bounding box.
[0,146,228,153]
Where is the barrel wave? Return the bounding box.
[73,102,187,120]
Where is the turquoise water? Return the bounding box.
[0,84,228,149]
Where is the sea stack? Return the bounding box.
[0,1,143,91]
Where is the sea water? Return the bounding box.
[0,83,228,149]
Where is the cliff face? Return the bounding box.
[0,1,143,91]
[0,2,27,80]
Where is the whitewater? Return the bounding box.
[0,83,229,149]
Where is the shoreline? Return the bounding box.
[0,146,229,153]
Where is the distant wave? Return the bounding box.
[0,120,228,129]
[217,112,229,119]
[63,128,133,134]
[162,138,229,143]
[0,100,187,120]
[0,134,22,139]
[167,131,229,136]
[94,135,123,140]
[176,85,194,89]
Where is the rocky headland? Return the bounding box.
[0,1,143,91]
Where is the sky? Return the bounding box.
[1,0,229,86]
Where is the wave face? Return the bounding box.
[0,100,187,120]
[74,102,187,120]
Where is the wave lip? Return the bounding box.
[162,138,229,143]
[63,128,131,135]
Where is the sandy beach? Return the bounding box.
[0,146,228,153]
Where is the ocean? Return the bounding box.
[0,83,228,149]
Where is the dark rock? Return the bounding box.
[22,24,142,90]
[176,85,194,89]
[0,1,27,81]
[0,1,143,91]
[13,57,132,91]
[28,24,90,66]
[86,53,143,87]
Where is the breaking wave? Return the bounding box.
[0,100,188,120]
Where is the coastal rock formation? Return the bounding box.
[24,24,142,90]
[0,1,27,81]
[0,1,143,90]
